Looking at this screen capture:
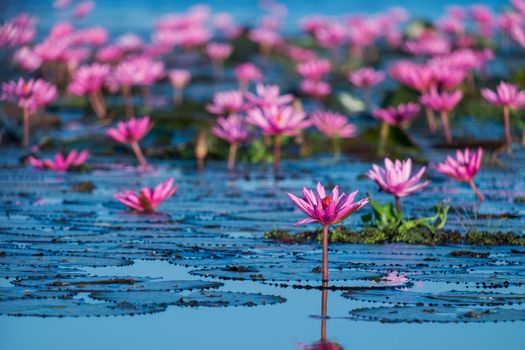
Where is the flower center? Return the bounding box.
[321,196,333,208]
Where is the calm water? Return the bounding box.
[1,1,525,349]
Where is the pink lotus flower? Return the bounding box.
[107,116,151,168]
[247,105,310,136]
[212,114,250,170]
[96,45,123,63]
[235,63,262,91]
[368,158,430,212]
[245,84,293,109]
[248,28,282,54]
[348,67,385,88]
[437,147,484,201]
[427,59,466,90]
[206,90,244,115]
[169,69,191,105]
[28,150,89,172]
[297,59,331,81]
[300,80,331,99]
[314,22,346,49]
[68,63,110,118]
[13,46,42,72]
[420,88,463,144]
[248,104,310,177]
[0,13,36,48]
[114,178,178,213]
[373,103,420,127]
[389,61,433,93]
[116,33,144,51]
[481,82,525,149]
[348,67,384,110]
[73,1,94,18]
[287,182,369,282]
[285,45,316,62]
[1,78,58,147]
[311,110,356,139]
[206,42,233,62]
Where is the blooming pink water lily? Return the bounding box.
[348,67,384,110]
[68,63,110,118]
[297,58,331,81]
[114,178,178,213]
[481,82,525,149]
[28,149,89,172]
[373,103,420,127]
[206,90,244,115]
[107,116,151,168]
[1,78,58,147]
[368,158,430,212]
[310,111,356,139]
[245,84,293,109]
[420,88,463,144]
[169,69,191,105]
[212,114,250,170]
[235,63,262,91]
[287,182,369,283]
[300,80,331,99]
[437,147,484,201]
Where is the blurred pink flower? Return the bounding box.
[481,81,525,109]
[206,42,233,62]
[300,80,331,99]
[247,104,310,136]
[68,63,110,118]
[389,61,433,93]
[297,59,331,81]
[310,110,356,139]
[235,63,262,89]
[28,150,89,172]
[117,33,144,51]
[206,90,244,115]
[169,69,191,105]
[107,116,151,168]
[245,84,293,109]
[373,103,420,127]
[348,67,384,88]
[437,147,484,201]
[212,114,250,170]
[249,28,282,53]
[314,22,346,49]
[420,88,463,144]
[73,1,94,18]
[368,158,430,211]
[1,78,57,114]
[114,178,177,213]
[96,45,124,63]
[13,46,42,71]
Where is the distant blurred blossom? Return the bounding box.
[207,90,244,115]
[73,1,95,18]
[297,59,331,81]
[300,80,331,99]
[28,150,89,172]
[53,0,71,9]
[373,103,420,127]
[235,63,262,91]
[249,28,282,54]
[245,84,293,109]
[73,27,108,46]
[0,13,36,47]
[13,46,42,72]
[117,33,144,51]
[96,45,124,63]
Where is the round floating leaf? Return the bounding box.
[0,287,76,301]
[0,298,166,317]
[348,305,525,323]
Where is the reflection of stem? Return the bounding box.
[322,224,329,285]
[503,106,512,152]
[425,107,437,133]
[130,141,147,169]
[395,196,402,215]
[23,107,30,148]
[122,85,134,118]
[469,180,485,202]
[227,142,238,170]
[273,135,281,179]
[440,111,452,145]
[321,288,328,343]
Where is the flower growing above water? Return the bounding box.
[247,104,310,177]
[206,90,244,115]
[67,63,110,118]
[28,149,89,172]
[437,147,484,201]
[211,114,250,170]
[235,63,262,91]
[1,78,58,148]
[310,110,356,158]
[420,88,463,145]
[114,178,178,213]
[287,182,369,284]
[106,116,151,169]
[348,67,384,110]
[168,69,191,106]
[481,82,525,150]
[367,158,430,212]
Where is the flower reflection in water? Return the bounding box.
[302,290,344,350]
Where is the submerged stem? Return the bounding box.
[395,196,402,215]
